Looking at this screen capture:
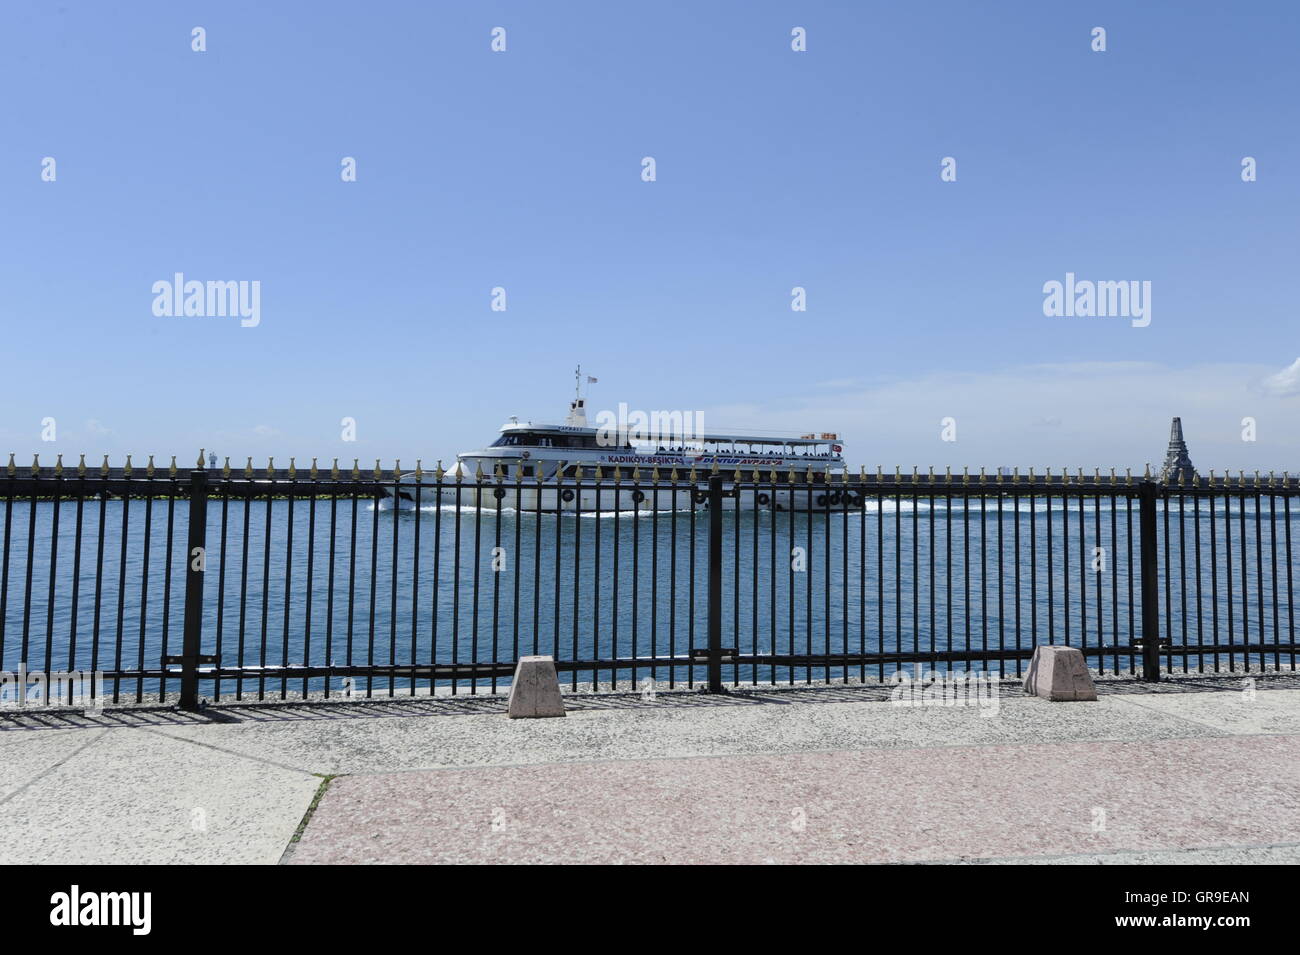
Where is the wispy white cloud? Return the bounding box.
[1259,357,1300,398]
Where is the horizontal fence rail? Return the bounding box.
[2,460,1298,709]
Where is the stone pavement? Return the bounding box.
[2,674,1298,864]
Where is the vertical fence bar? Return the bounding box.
[1138,481,1162,682]
[706,474,723,693]
[179,468,209,710]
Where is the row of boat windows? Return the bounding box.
[491,433,839,457]
[492,433,629,450]
[496,462,832,480]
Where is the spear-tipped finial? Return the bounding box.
[55,454,64,476]
[352,458,361,480]
[100,454,110,476]
[245,457,254,479]
[198,448,206,468]
[146,454,155,477]
[78,453,86,477]
[414,459,423,480]
[222,457,231,478]
[32,453,41,476]
[168,455,177,477]
[331,457,339,480]
[311,457,319,479]
[288,457,297,479]
[8,453,16,477]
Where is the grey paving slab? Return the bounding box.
[134,693,1225,776]
[0,729,104,802]
[0,726,320,865]
[1117,688,1300,736]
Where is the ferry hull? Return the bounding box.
[384,482,865,513]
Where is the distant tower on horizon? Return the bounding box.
[1159,417,1198,483]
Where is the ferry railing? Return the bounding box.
[1,454,1297,710]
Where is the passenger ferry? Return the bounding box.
[389,377,857,513]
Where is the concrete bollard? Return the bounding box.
[507,655,567,718]
[1022,645,1097,701]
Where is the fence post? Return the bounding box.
[179,467,209,710]
[706,473,724,692]
[1137,481,1161,682]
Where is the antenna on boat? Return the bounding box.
[567,365,595,427]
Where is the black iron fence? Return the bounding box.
[2,456,1297,709]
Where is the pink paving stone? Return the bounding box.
[288,735,1300,864]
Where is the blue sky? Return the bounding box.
[2,0,1298,472]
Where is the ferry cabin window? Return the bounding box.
[490,432,628,450]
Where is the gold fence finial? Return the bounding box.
[352,458,361,480]
[268,456,276,477]
[146,454,155,477]
[8,453,17,476]
[198,448,207,468]
[414,459,423,480]
[32,453,41,476]
[434,459,444,481]
[245,457,254,478]
[331,457,339,480]
[168,455,177,477]
[124,454,133,476]
[78,453,87,477]
[222,457,231,478]
[392,459,401,480]
[1143,463,1151,480]
[55,454,64,476]
[374,459,384,481]
[100,454,110,476]
[311,457,319,479]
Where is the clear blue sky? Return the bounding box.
[3,1,1298,472]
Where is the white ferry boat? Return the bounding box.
[389,378,857,513]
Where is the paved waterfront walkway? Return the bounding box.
[2,674,1299,864]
